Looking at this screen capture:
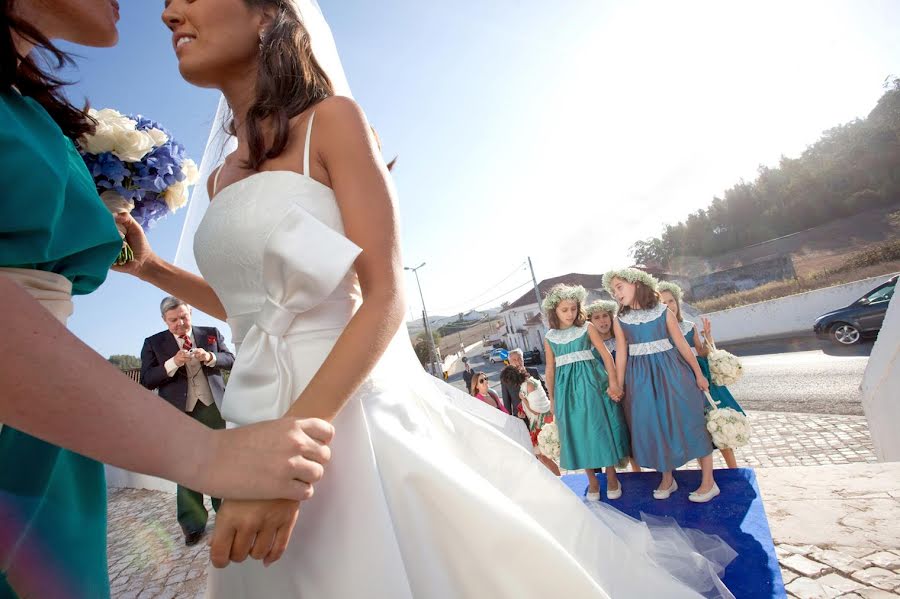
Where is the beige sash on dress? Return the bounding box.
[0,267,74,434]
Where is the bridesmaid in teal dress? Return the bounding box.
[1,4,337,596]
[543,285,630,501]
[658,282,744,469]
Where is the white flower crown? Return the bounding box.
[602,268,660,295]
[657,281,684,303]
[585,299,618,317]
[541,284,588,312]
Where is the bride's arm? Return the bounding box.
[113,213,227,320]
[284,97,405,422]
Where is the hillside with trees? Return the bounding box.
[630,77,900,267]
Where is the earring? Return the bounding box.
[258,30,266,49]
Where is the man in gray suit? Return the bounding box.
[140,297,235,546]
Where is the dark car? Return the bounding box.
[814,274,897,345]
[523,349,543,366]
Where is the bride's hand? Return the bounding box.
[209,499,301,568]
[111,213,157,277]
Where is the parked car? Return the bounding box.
[488,348,509,364]
[523,349,542,366]
[813,274,897,345]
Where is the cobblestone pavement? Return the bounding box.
[778,544,900,598]
[106,410,881,597]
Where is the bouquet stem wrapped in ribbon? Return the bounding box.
[77,108,200,265]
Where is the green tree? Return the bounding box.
[412,330,441,366]
[108,354,141,371]
[629,77,900,260]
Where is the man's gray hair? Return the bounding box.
[160,296,189,317]
[509,348,524,358]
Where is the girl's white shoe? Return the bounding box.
[688,483,721,503]
[606,483,622,500]
[653,479,678,500]
[586,490,601,501]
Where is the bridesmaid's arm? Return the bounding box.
[666,310,709,391]
[586,323,621,401]
[113,213,227,321]
[694,324,710,358]
[0,278,332,501]
[613,319,627,390]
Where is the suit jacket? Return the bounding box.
[501,367,546,415]
[140,326,235,412]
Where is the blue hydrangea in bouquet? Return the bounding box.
[77,108,200,265]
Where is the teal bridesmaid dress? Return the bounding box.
[547,325,630,471]
[0,90,122,598]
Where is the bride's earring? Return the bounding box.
[258,30,266,50]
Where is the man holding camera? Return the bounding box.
[140,296,235,546]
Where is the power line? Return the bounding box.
[430,261,527,315]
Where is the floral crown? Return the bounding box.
[541,284,588,312]
[602,268,660,295]
[657,281,684,303]
[584,300,618,317]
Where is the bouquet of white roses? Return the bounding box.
[78,108,200,265]
[707,341,744,387]
[704,392,750,449]
[537,421,561,463]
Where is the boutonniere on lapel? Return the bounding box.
[207,335,217,347]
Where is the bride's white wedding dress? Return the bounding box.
[193,115,735,598]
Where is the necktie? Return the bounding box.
[180,335,193,351]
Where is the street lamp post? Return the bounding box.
[405,262,441,376]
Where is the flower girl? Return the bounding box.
[658,282,745,469]
[543,284,630,500]
[605,269,720,503]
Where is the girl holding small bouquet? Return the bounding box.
[543,284,630,501]
[500,366,560,475]
[605,269,719,503]
[658,282,745,469]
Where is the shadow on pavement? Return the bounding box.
[721,335,875,358]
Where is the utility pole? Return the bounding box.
[528,256,546,345]
[406,262,440,376]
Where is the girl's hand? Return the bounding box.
[702,317,713,342]
[607,384,622,402]
[696,373,710,392]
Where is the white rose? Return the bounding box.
[146,128,169,147]
[163,181,188,211]
[112,129,156,162]
[91,108,136,131]
[707,420,718,433]
[181,159,200,185]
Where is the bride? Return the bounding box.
[120,0,736,596]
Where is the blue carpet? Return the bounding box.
[561,468,785,599]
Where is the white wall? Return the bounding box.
[861,293,900,462]
[704,275,894,343]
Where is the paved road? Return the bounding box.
[448,341,871,416]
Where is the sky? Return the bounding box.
[57,0,900,358]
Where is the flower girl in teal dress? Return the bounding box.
[543,285,631,501]
[605,269,720,503]
[585,300,642,473]
[658,281,745,469]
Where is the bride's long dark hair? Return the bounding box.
[1,0,95,138]
[236,0,335,170]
